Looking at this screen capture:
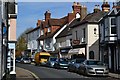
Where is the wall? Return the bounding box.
[117,15,120,40]
[87,24,99,59]
[72,24,87,45]
[27,29,40,50]
[9,19,16,41]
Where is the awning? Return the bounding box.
[67,48,85,59]
[68,48,85,55]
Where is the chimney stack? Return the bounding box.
[94,5,101,13]
[101,1,110,12]
[81,5,87,20]
[36,20,41,27]
[72,2,81,14]
[44,10,51,22]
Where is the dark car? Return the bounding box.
[54,58,68,69]
[15,57,21,63]
[46,57,57,67]
[20,57,31,64]
[67,58,85,72]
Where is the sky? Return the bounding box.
[17,2,113,38]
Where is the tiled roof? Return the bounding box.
[56,18,81,38]
[37,28,60,40]
[82,11,106,23]
[71,11,106,28]
[49,16,68,26]
[26,27,40,34]
[117,10,120,15]
[37,16,68,40]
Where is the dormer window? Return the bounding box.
[110,17,116,34]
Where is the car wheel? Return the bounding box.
[67,67,70,72]
[84,68,87,76]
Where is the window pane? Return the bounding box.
[111,18,116,25]
[111,27,116,34]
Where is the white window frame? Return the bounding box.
[110,17,116,35]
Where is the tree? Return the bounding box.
[15,27,33,57]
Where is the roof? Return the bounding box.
[71,11,106,28]
[117,10,120,15]
[37,28,61,40]
[56,18,81,38]
[40,16,68,28]
[82,11,106,23]
[49,17,67,26]
[37,16,68,40]
[26,27,40,34]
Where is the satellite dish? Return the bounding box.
[76,13,80,19]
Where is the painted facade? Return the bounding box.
[99,3,120,73]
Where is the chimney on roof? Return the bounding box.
[36,20,41,27]
[101,0,110,12]
[94,5,101,13]
[81,5,87,20]
[72,2,81,14]
[112,1,120,9]
[44,10,51,22]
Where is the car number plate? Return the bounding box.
[96,71,103,73]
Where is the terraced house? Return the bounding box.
[99,1,120,73]
[26,20,40,58]
[37,2,87,57]
[56,2,110,60]
[0,0,17,79]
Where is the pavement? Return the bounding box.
[109,72,120,79]
[16,67,39,80]
[16,66,120,80]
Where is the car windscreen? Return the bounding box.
[40,55,50,59]
[23,58,30,60]
[59,58,68,63]
[50,58,57,61]
[76,59,85,63]
[86,61,103,65]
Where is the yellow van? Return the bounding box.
[34,51,51,66]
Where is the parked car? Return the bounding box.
[67,58,85,72]
[78,60,109,76]
[54,58,68,69]
[15,57,21,63]
[20,57,31,64]
[46,57,57,67]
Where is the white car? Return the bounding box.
[20,57,31,64]
[78,60,109,76]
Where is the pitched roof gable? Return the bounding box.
[71,11,106,28]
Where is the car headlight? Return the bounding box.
[51,62,55,65]
[87,67,93,70]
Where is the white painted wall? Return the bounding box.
[72,24,87,45]
[56,34,72,50]
[27,28,40,50]
[72,23,99,60]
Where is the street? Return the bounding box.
[16,63,119,80]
